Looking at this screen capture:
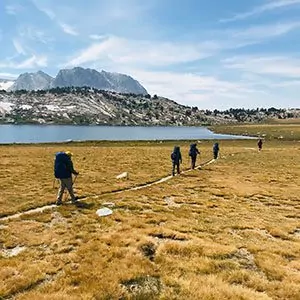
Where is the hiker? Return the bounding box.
[54,151,79,205]
[189,143,200,169]
[257,139,263,151]
[213,142,219,159]
[171,146,182,176]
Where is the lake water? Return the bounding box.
[0,125,252,144]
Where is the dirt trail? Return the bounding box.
[0,159,216,222]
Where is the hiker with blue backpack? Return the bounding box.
[171,146,182,176]
[213,142,219,159]
[189,143,200,169]
[54,151,79,205]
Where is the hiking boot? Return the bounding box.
[71,197,79,204]
[56,200,62,206]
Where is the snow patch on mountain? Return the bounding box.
[44,105,60,111]
[20,105,32,110]
[0,102,14,113]
[0,80,15,91]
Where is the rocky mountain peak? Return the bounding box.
[10,71,53,91]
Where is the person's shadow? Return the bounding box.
[73,196,95,209]
[74,201,95,209]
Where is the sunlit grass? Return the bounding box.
[211,122,300,140]
[0,135,299,299]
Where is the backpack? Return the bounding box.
[189,144,197,156]
[54,152,71,179]
[213,143,219,152]
[171,146,180,161]
[171,152,176,160]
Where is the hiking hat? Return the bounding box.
[65,151,73,157]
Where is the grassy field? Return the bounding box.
[0,131,300,299]
[211,121,300,141]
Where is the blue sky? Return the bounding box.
[0,0,300,109]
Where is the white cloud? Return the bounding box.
[12,39,26,55]
[59,23,78,36]
[18,26,52,44]
[5,4,23,15]
[66,19,300,68]
[66,36,211,67]
[31,1,78,36]
[124,69,264,108]
[223,56,300,78]
[30,0,56,19]
[230,21,300,40]
[89,34,107,40]
[0,55,47,69]
[0,72,18,79]
[220,0,300,22]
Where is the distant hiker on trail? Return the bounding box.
[213,142,219,159]
[171,146,182,176]
[189,143,200,169]
[54,151,79,205]
[258,139,263,151]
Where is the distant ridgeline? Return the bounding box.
[0,87,299,125]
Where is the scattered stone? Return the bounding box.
[292,228,300,238]
[96,207,113,217]
[49,212,68,227]
[116,172,129,179]
[121,275,161,298]
[164,196,181,208]
[231,248,259,271]
[1,246,26,258]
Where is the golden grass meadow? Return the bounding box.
[0,124,300,299]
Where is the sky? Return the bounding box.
[0,0,300,109]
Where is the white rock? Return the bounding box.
[116,172,128,179]
[96,207,113,217]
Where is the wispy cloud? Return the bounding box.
[0,72,18,79]
[12,39,26,55]
[220,0,300,22]
[31,0,78,36]
[18,26,52,44]
[30,0,56,19]
[223,55,300,78]
[5,4,24,15]
[0,55,48,69]
[230,21,300,40]
[65,36,212,67]
[125,69,267,108]
[89,34,107,40]
[66,20,300,68]
[59,23,78,36]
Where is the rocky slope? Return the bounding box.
[0,88,214,125]
[7,67,148,95]
[0,88,298,126]
[10,71,53,91]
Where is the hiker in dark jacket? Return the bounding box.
[257,139,263,151]
[171,146,182,176]
[189,143,200,169]
[54,151,79,205]
[213,142,219,159]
